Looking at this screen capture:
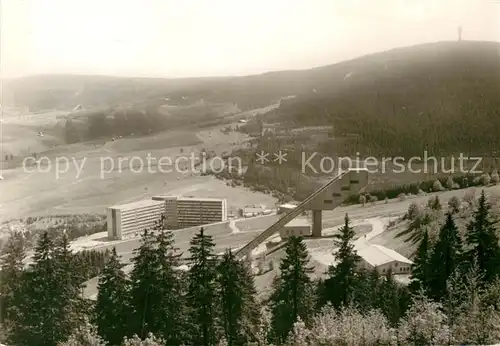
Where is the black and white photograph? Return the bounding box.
[1,0,500,345]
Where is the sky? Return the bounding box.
[1,0,499,79]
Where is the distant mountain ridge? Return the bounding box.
[4,41,500,156]
[7,41,497,113]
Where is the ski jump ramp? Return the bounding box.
[234,169,369,260]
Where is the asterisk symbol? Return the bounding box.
[273,150,287,164]
[255,150,269,164]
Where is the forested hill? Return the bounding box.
[264,41,500,157]
[5,41,500,157]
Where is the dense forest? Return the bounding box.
[227,42,500,197]
[0,214,107,255]
[263,41,500,158]
[2,190,500,345]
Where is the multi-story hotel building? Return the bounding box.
[107,199,165,239]
[152,195,228,229]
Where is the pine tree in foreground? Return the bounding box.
[322,214,361,308]
[443,266,467,345]
[343,267,379,313]
[152,226,189,345]
[377,270,406,326]
[428,212,463,301]
[8,232,56,345]
[366,267,382,311]
[128,217,188,344]
[465,190,500,283]
[238,260,261,341]
[95,247,130,345]
[128,229,160,339]
[409,228,431,295]
[53,233,88,338]
[217,249,259,346]
[0,232,25,330]
[9,232,85,346]
[186,227,219,346]
[269,236,314,344]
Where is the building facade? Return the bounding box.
[357,244,412,275]
[279,218,311,239]
[278,203,296,214]
[107,199,165,240]
[243,206,262,218]
[152,195,228,229]
[151,195,178,229]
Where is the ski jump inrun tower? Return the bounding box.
[234,168,369,260]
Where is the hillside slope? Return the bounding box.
[2,75,225,111]
[5,41,500,156]
[264,41,500,157]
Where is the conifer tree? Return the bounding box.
[448,196,461,214]
[128,229,160,338]
[9,232,83,346]
[152,226,188,345]
[186,227,219,346]
[465,190,500,283]
[428,212,463,301]
[443,266,466,344]
[405,202,421,221]
[409,229,431,294]
[217,249,259,346]
[53,233,88,332]
[367,267,381,309]
[322,214,361,308]
[343,268,375,313]
[95,247,130,345]
[269,236,314,344]
[238,260,260,342]
[429,196,442,211]
[0,233,25,328]
[8,232,56,345]
[128,217,187,344]
[377,270,403,326]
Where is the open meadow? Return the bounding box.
[0,107,274,224]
